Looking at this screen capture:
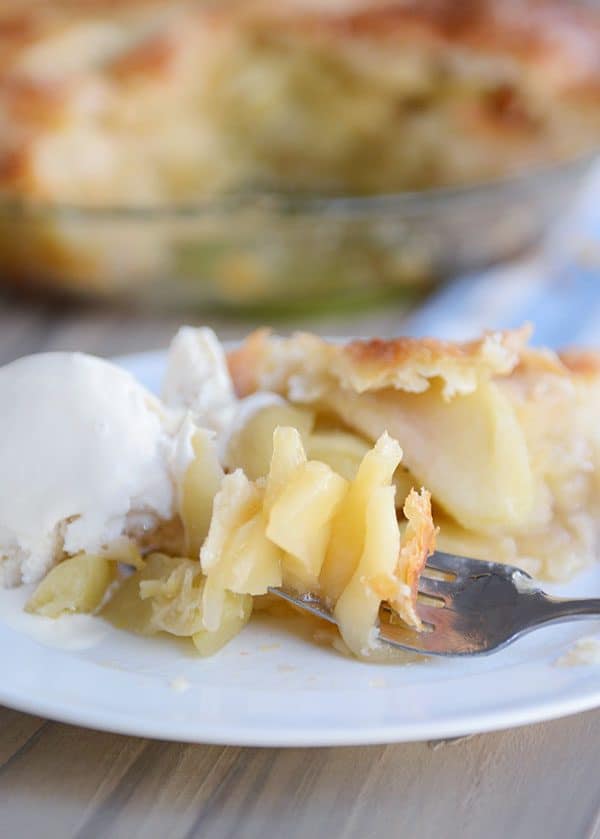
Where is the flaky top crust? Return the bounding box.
[228,325,533,400]
[1,0,599,202]
[228,327,600,403]
[2,0,600,101]
[558,349,600,378]
[239,0,600,88]
[3,1,599,80]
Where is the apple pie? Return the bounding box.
[228,326,600,582]
[17,324,600,661]
[1,0,599,298]
[1,0,599,205]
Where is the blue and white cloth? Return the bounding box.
[404,162,600,349]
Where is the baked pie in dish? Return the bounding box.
[2,0,599,204]
[2,324,600,660]
[0,0,599,301]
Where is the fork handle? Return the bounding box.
[537,596,600,624]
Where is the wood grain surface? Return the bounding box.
[1,292,599,839]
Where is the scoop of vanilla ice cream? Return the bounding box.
[0,351,190,587]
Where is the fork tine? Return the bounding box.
[379,617,488,656]
[416,602,449,626]
[383,598,491,656]
[379,615,480,656]
[417,576,455,602]
[377,622,426,653]
[267,586,337,624]
[426,551,475,578]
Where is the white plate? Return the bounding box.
[1,349,600,747]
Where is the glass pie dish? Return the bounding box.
[0,152,596,314]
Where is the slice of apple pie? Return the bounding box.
[228,326,600,583]
[28,322,600,662]
[18,326,436,660]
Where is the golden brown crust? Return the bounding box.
[109,31,181,81]
[0,0,598,222]
[559,349,600,378]
[227,326,533,400]
[511,346,600,380]
[0,2,246,208]
[228,328,271,399]
[0,2,179,76]
[514,346,572,377]
[3,0,598,94]
[230,0,600,93]
[229,327,600,407]
[341,326,532,393]
[393,488,437,630]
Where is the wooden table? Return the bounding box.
[1,293,599,839]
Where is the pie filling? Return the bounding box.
[27,423,435,660]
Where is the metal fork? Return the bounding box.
[269,551,600,656]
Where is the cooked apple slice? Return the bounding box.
[326,379,534,531]
[201,470,282,631]
[211,510,284,595]
[226,399,314,479]
[319,432,403,603]
[180,428,224,559]
[26,553,115,618]
[305,429,370,481]
[192,593,253,656]
[263,425,307,514]
[101,551,251,654]
[139,557,205,636]
[101,553,184,635]
[267,459,348,591]
[334,486,435,657]
[334,485,400,657]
